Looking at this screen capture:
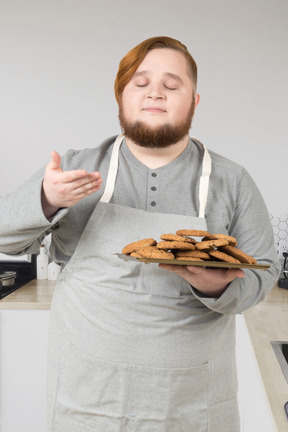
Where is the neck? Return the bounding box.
[125,135,190,169]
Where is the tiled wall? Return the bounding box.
[270,213,288,259]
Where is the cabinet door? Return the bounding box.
[0,310,50,432]
[236,315,277,431]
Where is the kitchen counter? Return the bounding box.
[1,280,288,430]
[244,285,288,431]
[0,279,56,310]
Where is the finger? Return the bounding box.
[48,151,62,171]
[61,169,103,185]
[76,181,102,197]
[187,266,244,277]
[186,265,206,275]
[159,263,202,274]
[158,263,188,276]
[160,264,245,284]
[226,268,245,279]
[66,174,102,192]
[61,175,101,199]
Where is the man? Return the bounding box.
[0,36,280,431]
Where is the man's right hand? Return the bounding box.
[41,151,103,218]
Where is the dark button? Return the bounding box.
[151,186,157,191]
[151,201,156,206]
[151,172,157,177]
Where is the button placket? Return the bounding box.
[147,172,159,210]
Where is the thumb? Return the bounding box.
[47,151,62,171]
[228,268,245,279]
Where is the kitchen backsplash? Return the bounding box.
[270,213,288,259]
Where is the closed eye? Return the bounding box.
[164,85,177,90]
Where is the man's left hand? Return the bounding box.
[158,264,244,298]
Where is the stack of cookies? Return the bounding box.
[122,229,257,265]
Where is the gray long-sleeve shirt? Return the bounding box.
[0,136,280,313]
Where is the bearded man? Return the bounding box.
[0,36,280,431]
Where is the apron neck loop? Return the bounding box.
[100,134,124,203]
[100,135,212,219]
[198,145,212,219]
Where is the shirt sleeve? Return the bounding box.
[0,168,68,255]
[190,166,281,314]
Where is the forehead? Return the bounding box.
[135,48,191,81]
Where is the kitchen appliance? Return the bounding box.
[0,257,36,299]
[278,252,288,289]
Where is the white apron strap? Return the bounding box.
[198,146,212,219]
[100,134,124,203]
[101,135,212,218]
[191,137,212,219]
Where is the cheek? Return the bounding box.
[121,92,141,120]
[172,97,193,118]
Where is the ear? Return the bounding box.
[194,93,200,108]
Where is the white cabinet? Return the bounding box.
[0,310,50,432]
[236,314,277,432]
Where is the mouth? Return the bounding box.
[142,107,166,113]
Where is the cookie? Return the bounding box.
[219,245,257,265]
[122,238,157,254]
[203,234,237,246]
[176,229,211,238]
[160,234,196,243]
[175,257,204,261]
[209,250,241,264]
[195,238,229,250]
[130,251,145,258]
[157,241,196,251]
[174,250,211,260]
[136,246,175,259]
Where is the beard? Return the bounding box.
[118,99,195,149]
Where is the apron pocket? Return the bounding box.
[126,361,209,431]
[52,341,209,432]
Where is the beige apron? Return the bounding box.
[47,135,240,431]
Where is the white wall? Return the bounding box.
[0,0,287,214]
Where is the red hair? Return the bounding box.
[114,36,197,104]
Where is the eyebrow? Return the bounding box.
[133,71,183,84]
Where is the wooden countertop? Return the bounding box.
[0,279,56,310]
[1,279,288,430]
[244,285,288,432]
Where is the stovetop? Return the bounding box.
[0,259,36,300]
[0,276,34,299]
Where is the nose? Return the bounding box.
[146,83,164,100]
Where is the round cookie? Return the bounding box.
[209,250,241,264]
[174,250,211,260]
[122,238,157,254]
[219,245,257,265]
[136,246,175,259]
[130,251,145,258]
[160,234,196,243]
[203,234,237,246]
[176,229,211,238]
[157,241,196,251]
[195,238,229,250]
[175,257,204,261]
